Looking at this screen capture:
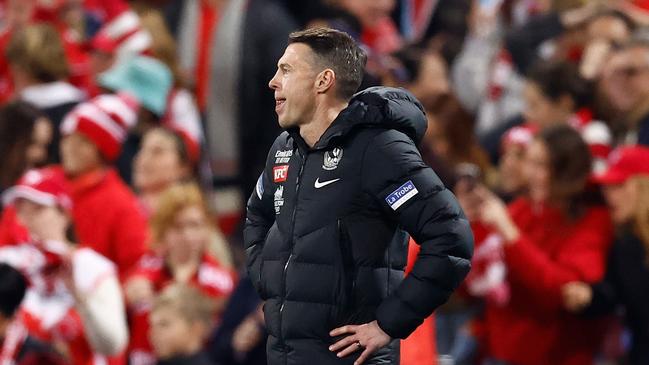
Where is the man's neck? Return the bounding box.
[300,99,348,148]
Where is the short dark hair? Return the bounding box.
[526,61,591,108]
[0,263,27,318]
[288,27,367,100]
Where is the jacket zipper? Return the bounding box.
[278,148,307,352]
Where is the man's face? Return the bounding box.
[602,47,649,113]
[268,43,320,129]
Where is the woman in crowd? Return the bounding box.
[0,101,52,194]
[133,127,194,216]
[422,93,495,187]
[0,101,53,245]
[1,166,129,365]
[466,125,613,365]
[563,145,649,365]
[522,61,612,172]
[497,124,537,202]
[132,127,233,268]
[124,182,236,365]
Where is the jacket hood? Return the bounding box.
[313,87,428,149]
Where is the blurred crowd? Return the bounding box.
[1,0,649,365]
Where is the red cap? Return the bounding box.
[2,167,72,211]
[501,124,538,150]
[593,145,649,185]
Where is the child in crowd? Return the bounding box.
[125,183,236,365]
[149,284,215,365]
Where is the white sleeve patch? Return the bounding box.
[385,180,418,210]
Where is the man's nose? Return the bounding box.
[269,72,280,90]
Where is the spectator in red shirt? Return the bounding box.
[125,183,236,365]
[59,93,148,280]
[471,125,613,365]
[563,145,649,365]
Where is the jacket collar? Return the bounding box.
[67,168,109,196]
[286,87,427,152]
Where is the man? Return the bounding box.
[601,37,649,146]
[244,27,473,364]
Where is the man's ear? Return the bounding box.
[315,69,336,94]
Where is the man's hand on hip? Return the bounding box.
[329,320,391,365]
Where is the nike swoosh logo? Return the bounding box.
[314,178,340,189]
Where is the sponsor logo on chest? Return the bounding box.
[274,185,284,215]
[275,150,293,164]
[323,147,343,170]
[273,165,289,183]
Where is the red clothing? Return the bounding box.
[360,17,402,55]
[401,240,437,365]
[0,320,67,365]
[129,252,236,297]
[196,1,220,110]
[484,198,613,365]
[127,252,236,365]
[2,243,125,365]
[0,28,13,104]
[68,169,147,280]
[0,206,30,245]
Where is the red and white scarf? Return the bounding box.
[0,321,28,365]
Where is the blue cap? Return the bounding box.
[98,56,173,116]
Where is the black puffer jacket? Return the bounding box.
[245,87,473,365]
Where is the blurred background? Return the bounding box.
[1,0,649,364]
